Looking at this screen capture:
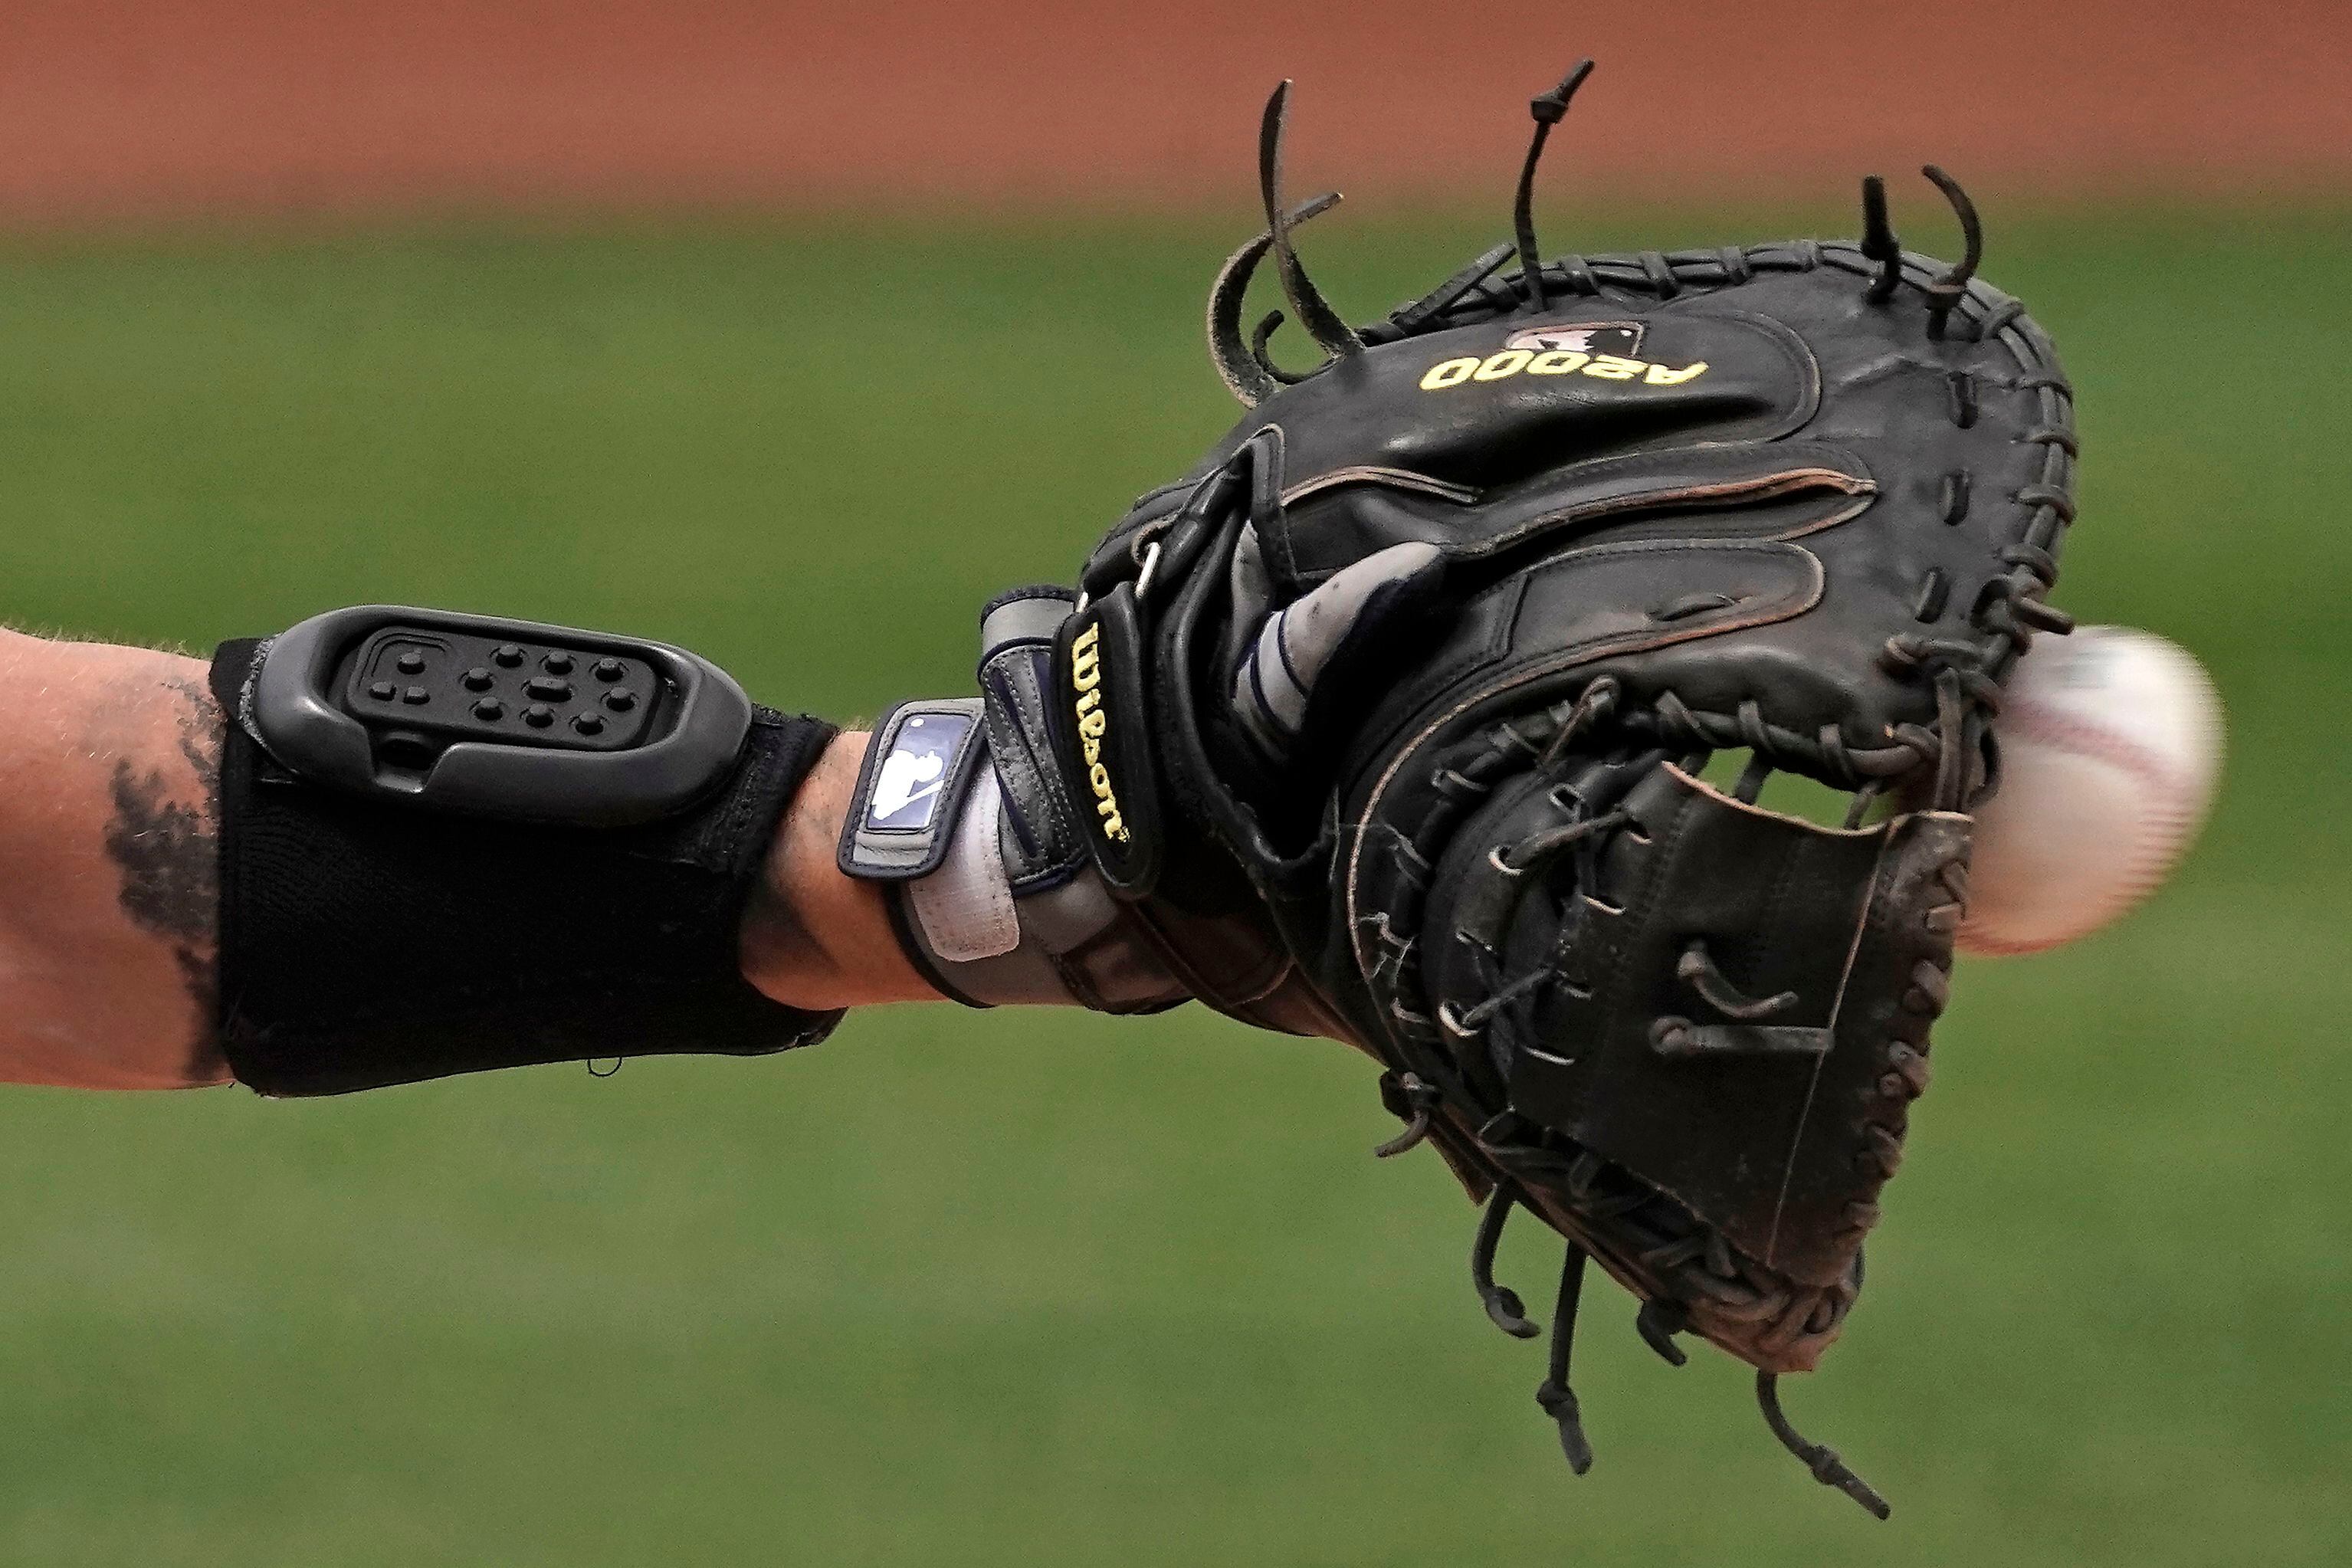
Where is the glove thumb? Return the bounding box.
[1231,538,1445,762]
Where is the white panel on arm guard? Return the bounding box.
[908,765,1021,962]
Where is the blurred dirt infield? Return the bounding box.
[2,1,2347,221]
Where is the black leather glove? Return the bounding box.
[851,66,2081,1517]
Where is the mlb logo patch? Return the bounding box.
[865,710,973,832]
[1504,321,1645,358]
[838,697,989,881]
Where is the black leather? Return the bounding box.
[1273,438,1873,582]
[1048,232,2075,1377]
[1051,582,1164,898]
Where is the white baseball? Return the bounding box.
[1958,625,2222,956]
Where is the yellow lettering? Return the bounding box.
[1069,618,1132,846]
[1419,356,1479,390]
[1474,349,1533,381]
[1527,349,1589,376]
[1422,343,1706,395]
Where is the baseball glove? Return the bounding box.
[1035,63,2076,1514]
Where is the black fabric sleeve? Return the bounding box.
[210,638,842,1095]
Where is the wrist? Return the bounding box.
[834,641,1191,1015]
[739,731,940,1009]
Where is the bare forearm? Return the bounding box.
[0,631,927,1091]
[737,730,937,1010]
[0,630,227,1087]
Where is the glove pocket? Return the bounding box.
[1506,763,1970,1291]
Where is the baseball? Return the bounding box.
[1957,625,2222,956]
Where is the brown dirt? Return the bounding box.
[2,1,2347,221]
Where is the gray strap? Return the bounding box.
[877,587,1188,1013]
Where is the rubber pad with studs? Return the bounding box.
[336,625,662,755]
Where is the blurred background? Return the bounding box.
[0,5,2346,1565]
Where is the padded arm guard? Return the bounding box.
[211,609,841,1095]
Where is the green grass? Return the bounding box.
[0,207,2345,1566]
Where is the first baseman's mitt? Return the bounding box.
[1036,64,2076,1514]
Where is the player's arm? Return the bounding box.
[0,623,931,1093]
[0,563,1406,1095]
[733,727,937,1010]
[0,631,231,1087]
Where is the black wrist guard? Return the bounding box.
[210,606,841,1096]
